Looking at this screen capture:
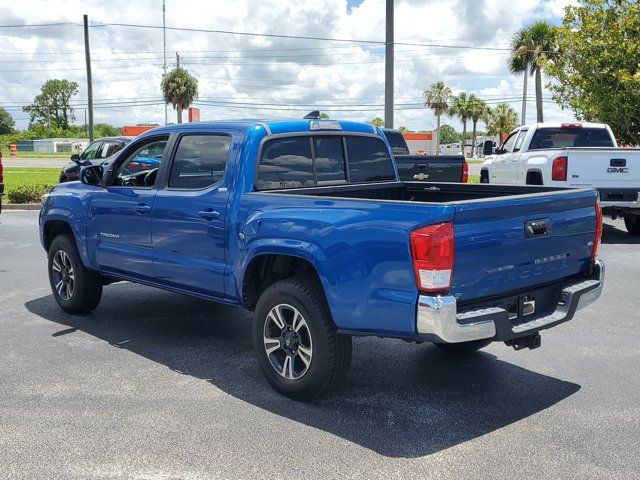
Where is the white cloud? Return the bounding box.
[0,0,576,132]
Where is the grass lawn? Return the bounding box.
[3,167,59,195]
[468,174,480,183]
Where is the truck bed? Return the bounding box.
[252,181,598,306]
[262,180,580,204]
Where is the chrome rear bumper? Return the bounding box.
[417,260,604,343]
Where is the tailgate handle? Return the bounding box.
[610,158,626,167]
[525,219,551,238]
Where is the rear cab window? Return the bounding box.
[529,127,614,150]
[255,135,395,190]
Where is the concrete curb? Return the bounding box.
[2,203,41,211]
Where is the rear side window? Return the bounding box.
[529,127,614,150]
[345,136,396,183]
[257,137,314,190]
[313,137,346,184]
[101,141,124,158]
[169,135,231,189]
[384,131,410,155]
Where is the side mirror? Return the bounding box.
[482,140,494,156]
[80,164,104,186]
[70,153,80,162]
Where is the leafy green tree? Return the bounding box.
[95,123,121,137]
[0,107,15,134]
[449,92,472,156]
[509,20,557,123]
[398,126,411,133]
[467,95,489,157]
[23,79,78,129]
[319,113,330,119]
[438,124,460,145]
[423,81,451,153]
[161,67,199,124]
[546,0,640,144]
[367,116,385,127]
[486,103,519,141]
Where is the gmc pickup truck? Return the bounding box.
[481,122,640,234]
[40,119,604,400]
[382,129,468,182]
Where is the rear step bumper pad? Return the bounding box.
[417,260,604,343]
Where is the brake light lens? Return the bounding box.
[410,222,455,293]
[592,203,603,259]
[552,156,568,181]
[462,160,468,183]
[561,122,583,128]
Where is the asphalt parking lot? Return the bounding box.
[0,210,638,479]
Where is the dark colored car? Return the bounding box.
[59,136,133,183]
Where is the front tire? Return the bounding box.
[624,213,640,235]
[434,339,492,354]
[48,234,103,314]
[253,276,352,401]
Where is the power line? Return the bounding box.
[92,21,514,52]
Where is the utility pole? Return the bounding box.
[175,52,181,123]
[384,0,394,129]
[521,64,528,126]
[163,0,167,125]
[83,14,94,141]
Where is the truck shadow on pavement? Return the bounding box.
[26,286,580,459]
[602,222,639,245]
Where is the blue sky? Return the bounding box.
[0,0,577,132]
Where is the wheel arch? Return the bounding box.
[237,240,333,313]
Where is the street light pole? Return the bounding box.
[384,0,394,129]
[163,0,167,125]
[83,14,94,142]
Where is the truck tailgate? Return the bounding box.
[395,154,464,182]
[451,188,597,302]
[566,148,640,189]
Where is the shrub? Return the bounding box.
[7,184,54,204]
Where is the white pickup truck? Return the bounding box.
[481,122,640,234]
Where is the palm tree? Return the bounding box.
[423,81,451,154]
[467,95,488,158]
[367,116,385,127]
[488,103,519,143]
[161,67,199,124]
[449,92,471,157]
[509,20,557,123]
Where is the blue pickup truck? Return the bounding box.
[39,119,605,400]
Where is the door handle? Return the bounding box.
[198,209,220,220]
[135,203,151,214]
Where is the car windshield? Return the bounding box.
[529,127,614,150]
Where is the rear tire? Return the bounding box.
[48,234,103,314]
[434,339,492,354]
[480,170,489,183]
[253,276,352,401]
[624,213,640,236]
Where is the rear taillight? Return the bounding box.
[592,203,603,260]
[552,156,568,181]
[462,160,468,183]
[410,222,455,293]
